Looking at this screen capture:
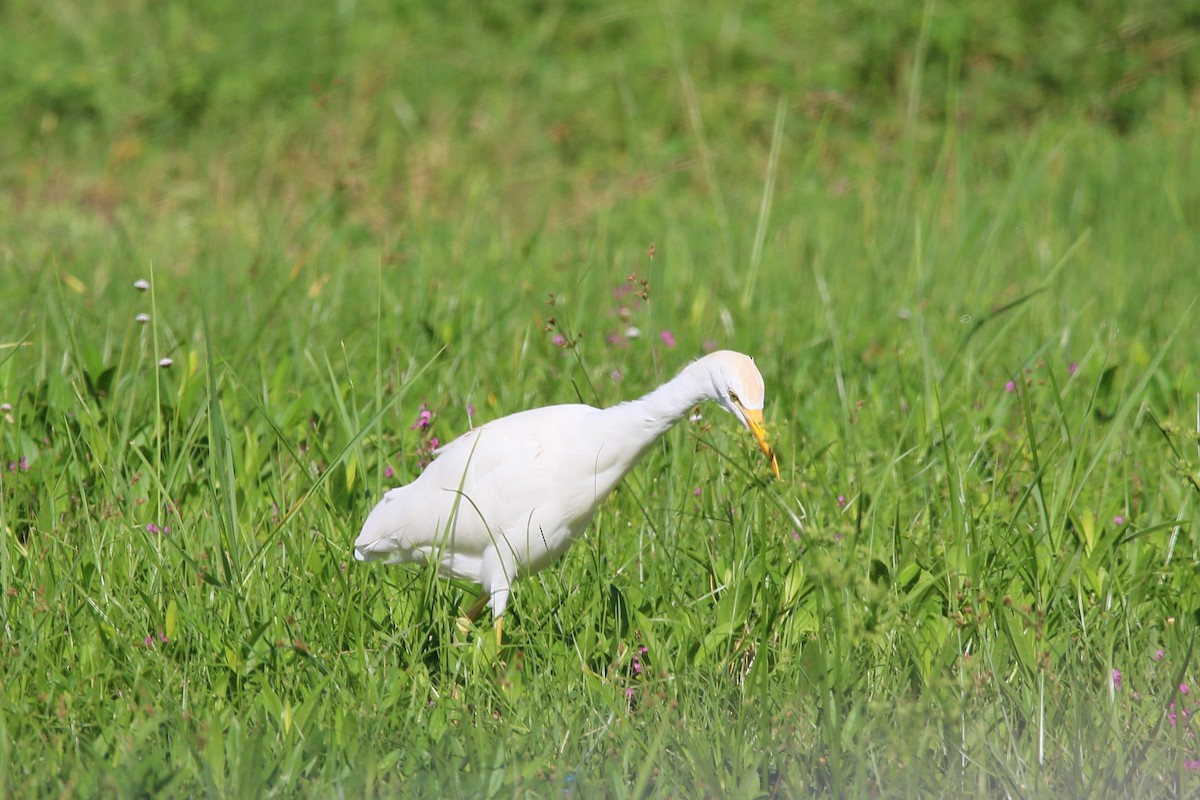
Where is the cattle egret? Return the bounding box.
[354,350,779,644]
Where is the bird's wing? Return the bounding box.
[423,404,601,522]
[356,404,606,563]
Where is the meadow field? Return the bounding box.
[2,1,1199,796]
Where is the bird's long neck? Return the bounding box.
[601,358,716,464]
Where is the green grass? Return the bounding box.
[2,1,1200,796]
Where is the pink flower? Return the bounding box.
[1113,515,1126,526]
[384,466,394,478]
[1182,683,1191,696]
[411,406,432,431]
[624,687,635,698]
[632,657,642,675]
[639,645,648,655]
[605,331,627,349]
[837,494,847,508]
[1005,380,1017,393]
[692,487,702,497]
[1112,668,1122,690]
[1068,362,1079,376]
[1154,648,1164,661]
[429,437,440,450]
[467,404,475,419]
[660,330,676,348]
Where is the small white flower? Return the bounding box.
[136,313,151,324]
[625,326,641,339]
[158,357,173,368]
[134,279,150,292]
[0,403,11,413]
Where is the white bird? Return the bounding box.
[354,350,780,644]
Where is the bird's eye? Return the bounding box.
[728,391,740,404]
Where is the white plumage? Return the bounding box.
[354,350,779,643]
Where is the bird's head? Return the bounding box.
[705,351,781,478]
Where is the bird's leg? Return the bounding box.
[455,592,490,635]
[488,586,511,648]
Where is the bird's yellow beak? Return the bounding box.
[742,407,781,479]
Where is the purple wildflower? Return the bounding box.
[411,406,432,431]
[1182,683,1191,696]
[837,494,847,508]
[624,687,635,698]
[552,334,567,347]
[692,487,702,497]
[660,330,676,348]
[1154,649,1164,661]
[1005,380,1017,393]
[384,466,394,478]
[632,657,642,675]
[1113,515,1126,526]
[1068,362,1079,376]
[1112,668,1122,690]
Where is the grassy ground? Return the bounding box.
[2,1,1200,796]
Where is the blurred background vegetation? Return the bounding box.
[4,0,1197,142]
[3,0,1196,357]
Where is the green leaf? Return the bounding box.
[165,598,178,640]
